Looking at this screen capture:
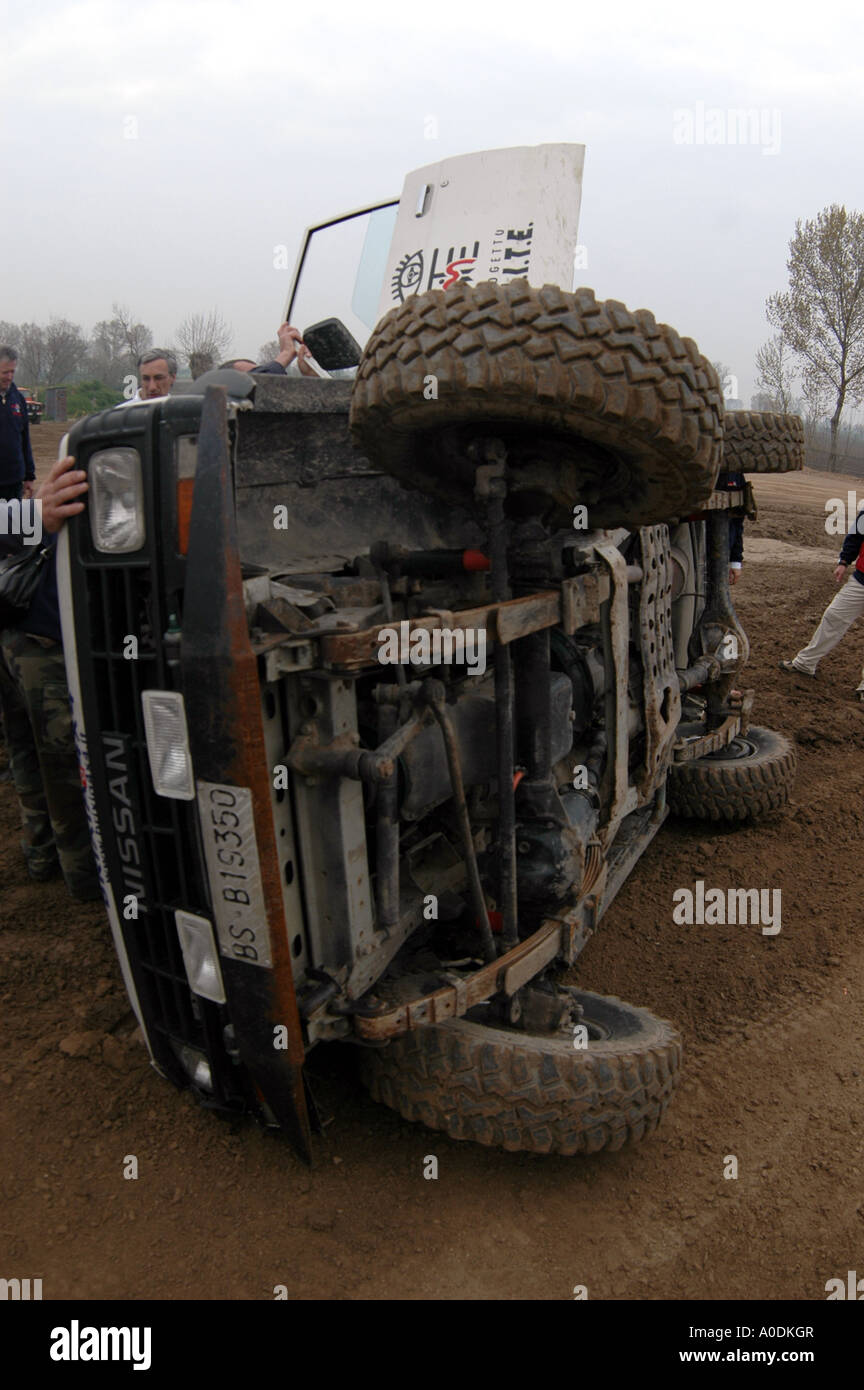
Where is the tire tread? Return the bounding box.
[361,992,682,1156]
[668,725,796,821]
[350,280,724,528]
[722,411,805,474]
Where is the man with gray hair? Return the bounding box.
[124,349,178,403]
[0,347,36,502]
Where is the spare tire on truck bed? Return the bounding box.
[350,280,724,529]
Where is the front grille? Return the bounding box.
[68,408,247,1112]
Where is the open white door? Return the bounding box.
[378,143,586,319]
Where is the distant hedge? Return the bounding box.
[67,380,125,417]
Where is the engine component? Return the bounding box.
[400,673,574,819]
[514,786,599,908]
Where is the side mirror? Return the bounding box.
[302,318,362,371]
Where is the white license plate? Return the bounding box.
[196,782,272,968]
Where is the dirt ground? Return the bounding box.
[1,429,862,1301]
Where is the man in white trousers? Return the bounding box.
[780,503,864,698]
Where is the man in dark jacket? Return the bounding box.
[780,503,864,697]
[719,469,745,585]
[0,456,98,896]
[0,347,36,502]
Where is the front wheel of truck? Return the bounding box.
[359,989,682,1155]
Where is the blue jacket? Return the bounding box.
[0,501,61,642]
[0,382,36,486]
[839,508,864,587]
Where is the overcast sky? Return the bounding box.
[3,0,862,406]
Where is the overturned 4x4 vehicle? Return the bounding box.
[58,148,802,1159]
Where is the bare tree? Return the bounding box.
[88,316,135,389]
[4,318,87,385]
[800,365,831,445]
[0,321,27,383]
[42,317,89,384]
[176,310,233,378]
[17,323,47,386]
[89,307,154,387]
[710,360,736,402]
[754,335,797,412]
[258,339,279,365]
[111,303,153,364]
[188,350,215,379]
[767,203,864,470]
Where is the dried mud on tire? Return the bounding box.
[722,410,805,474]
[360,990,682,1156]
[667,725,797,822]
[351,280,724,529]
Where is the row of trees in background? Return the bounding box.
[0,304,259,392]
[754,204,864,471]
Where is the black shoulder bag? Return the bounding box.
[0,545,52,628]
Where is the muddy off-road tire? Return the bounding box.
[667,725,796,822]
[360,989,682,1155]
[722,411,804,473]
[350,281,724,529]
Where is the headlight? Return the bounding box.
[175,911,226,1004]
[89,447,144,553]
[141,690,195,800]
[169,1041,213,1092]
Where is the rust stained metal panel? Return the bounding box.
[673,689,755,762]
[560,572,609,635]
[181,386,312,1161]
[688,489,746,516]
[501,928,563,996]
[352,918,566,1040]
[319,592,562,670]
[636,525,681,797]
[494,592,560,644]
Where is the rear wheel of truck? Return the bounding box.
[359,989,682,1155]
[722,410,804,473]
[350,280,724,529]
[667,725,796,821]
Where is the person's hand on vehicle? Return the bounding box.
[36,455,88,534]
[296,343,318,377]
[276,323,321,376]
[834,562,848,584]
[276,323,305,368]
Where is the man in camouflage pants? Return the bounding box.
[0,457,98,899]
[0,632,97,895]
